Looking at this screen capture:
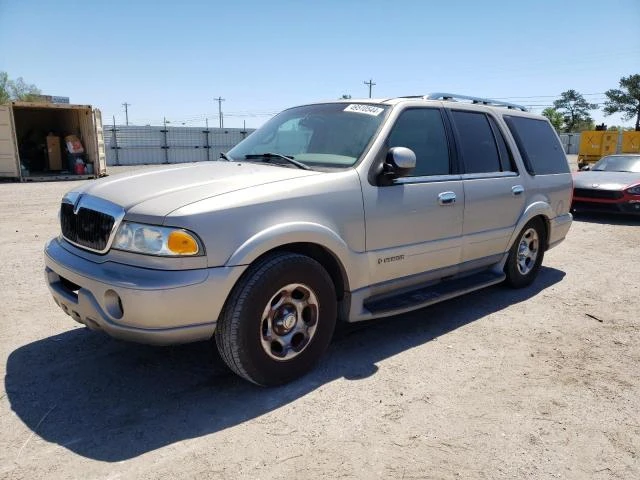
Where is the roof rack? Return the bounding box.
[425,93,528,111]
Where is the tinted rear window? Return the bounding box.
[504,116,568,175]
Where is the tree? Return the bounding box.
[574,119,595,132]
[340,94,352,99]
[0,71,41,103]
[607,125,635,132]
[553,89,597,133]
[603,74,640,131]
[0,72,9,104]
[541,107,564,132]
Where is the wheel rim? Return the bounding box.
[516,228,539,275]
[260,283,319,361]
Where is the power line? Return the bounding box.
[493,92,606,100]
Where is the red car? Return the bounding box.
[572,154,640,214]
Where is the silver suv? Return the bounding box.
[45,93,573,385]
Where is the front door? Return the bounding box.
[362,107,464,286]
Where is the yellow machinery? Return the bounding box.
[577,131,618,166]
[621,131,640,154]
[578,130,640,167]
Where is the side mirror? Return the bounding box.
[580,165,591,171]
[381,147,416,183]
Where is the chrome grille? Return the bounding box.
[60,203,115,252]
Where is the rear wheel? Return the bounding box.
[504,218,545,288]
[215,252,337,386]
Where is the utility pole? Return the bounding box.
[122,102,130,125]
[214,97,225,128]
[364,79,376,98]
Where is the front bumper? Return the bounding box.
[44,238,246,345]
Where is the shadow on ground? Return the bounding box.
[6,267,565,462]
[572,211,640,226]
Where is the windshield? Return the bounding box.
[592,155,640,173]
[227,103,390,168]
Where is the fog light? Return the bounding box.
[104,290,123,319]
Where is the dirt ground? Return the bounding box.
[1,159,639,479]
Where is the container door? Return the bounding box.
[0,105,20,179]
[93,108,107,175]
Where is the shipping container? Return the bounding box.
[0,101,106,181]
[577,130,618,166]
[621,131,640,154]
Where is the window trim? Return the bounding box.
[487,114,518,174]
[459,171,519,181]
[446,109,504,175]
[394,173,463,185]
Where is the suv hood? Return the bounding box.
[77,162,320,218]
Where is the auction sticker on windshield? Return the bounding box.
[344,104,384,116]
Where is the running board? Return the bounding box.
[363,271,506,316]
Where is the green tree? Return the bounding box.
[574,119,595,132]
[0,71,41,103]
[607,125,635,131]
[553,89,597,133]
[340,94,352,99]
[0,72,10,104]
[541,107,564,131]
[603,74,640,131]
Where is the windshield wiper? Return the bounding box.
[244,152,311,170]
[219,152,233,161]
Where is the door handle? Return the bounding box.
[438,191,457,205]
[512,185,524,196]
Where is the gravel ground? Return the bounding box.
[1,159,639,479]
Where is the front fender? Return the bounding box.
[225,222,368,290]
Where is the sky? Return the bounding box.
[1,0,639,128]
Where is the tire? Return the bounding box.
[215,252,337,386]
[504,218,545,289]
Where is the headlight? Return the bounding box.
[627,185,640,195]
[113,222,202,256]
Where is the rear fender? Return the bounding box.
[507,201,553,249]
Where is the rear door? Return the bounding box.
[447,109,525,264]
[93,108,107,176]
[0,105,20,179]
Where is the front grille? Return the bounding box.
[60,203,115,252]
[572,201,621,212]
[573,188,623,200]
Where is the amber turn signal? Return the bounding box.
[167,231,199,255]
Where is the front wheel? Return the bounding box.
[504,218,545,288]
[215,252,337,386]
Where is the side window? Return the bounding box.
[387,108,450,177]
[488,116,516,172]
[450,111,501,174]
[504,116,569,175]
